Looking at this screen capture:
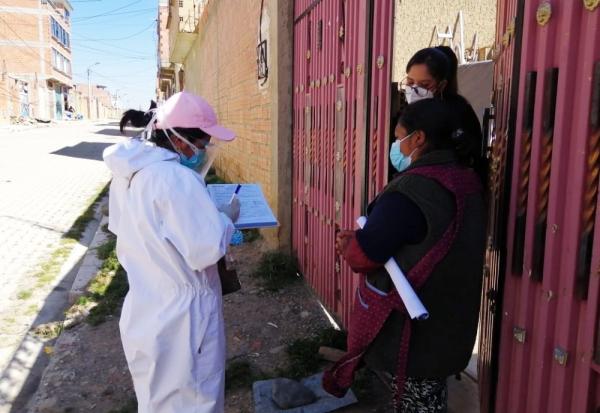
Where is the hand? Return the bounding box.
[335,230,354,255]
[218,197,241,223]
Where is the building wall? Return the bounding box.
[392,0,497,82]
[0,3,44,119]
[0,74,26,121]
[157,1,173,101]
[0,0,73,120]
[158,2,170,65]
[180,0,293,248]
[177,0,197,32]
[72,83,117,120]
[167,0,180,60]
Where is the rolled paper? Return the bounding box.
[356,216,429,320]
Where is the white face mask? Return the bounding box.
[404,85,434,104]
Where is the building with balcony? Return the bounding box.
[0,0,74,122]
[156,0,175,102]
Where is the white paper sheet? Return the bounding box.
[356,216,429,320]
[207,184,278,229]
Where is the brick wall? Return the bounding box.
[392,0,497,82]
[181,0,293,248]
[0,0,73,120]
[72,83,117,120]
[158,5,170,65]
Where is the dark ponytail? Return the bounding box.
[434,46,459,95]
[119,100,157,132]
[118,100,209,153]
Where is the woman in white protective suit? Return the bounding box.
[103,91,240,413]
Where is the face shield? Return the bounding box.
[140,92,235,178]
[163,127,221,178]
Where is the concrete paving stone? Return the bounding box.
[0,122,122,412]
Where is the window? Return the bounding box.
[50,17,70,49]
[51,48,71,75]
[179,1,183,6]
[179,16,183,22]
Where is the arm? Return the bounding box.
[337,192,427,273]
[157,170,235,272]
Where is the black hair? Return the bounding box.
[118,100,209,153]
[398,99,455,153]
[397,99,487,184]
[119,100,156,132]
[434,46,459,94]
[149,127,210,152]
[406,47,459,95]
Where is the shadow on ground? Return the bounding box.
[95,128,143,138]
[93,129,125,137]
[51,142,114,161]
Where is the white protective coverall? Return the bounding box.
[103,138,234,413]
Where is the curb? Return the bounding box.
[67,213,111,305]
[26,199,112,413]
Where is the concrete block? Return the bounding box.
[253,372,357,413]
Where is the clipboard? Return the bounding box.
[207,183,278,229]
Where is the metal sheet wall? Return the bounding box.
[495,1,600,412]
[292,0,393,327]
[478,0,523,410]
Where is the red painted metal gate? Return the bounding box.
[491,1,600,412]
[292,0,393,327]
[478,0,525,411]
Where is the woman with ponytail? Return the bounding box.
[325,99,486,412]
[402,46,487,185]
[103,91,238,413]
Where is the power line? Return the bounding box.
[73,8,157,22]
[72,39,155,57]
[88,69,154,85]
[73,42,155,60]
[73,4,158,22]
[0,15,46,59]
[80,7,157,18]
[72,0,141,20]
[74,21,155,42]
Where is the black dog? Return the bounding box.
[119,100,157,133]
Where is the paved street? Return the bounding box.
[0,121,123,411]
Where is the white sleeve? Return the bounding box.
[107,177,128,235]
[156,171,235,272]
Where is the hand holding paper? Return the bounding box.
[356,216,429,320]
[208,184,278,229]
[218,197,240,222]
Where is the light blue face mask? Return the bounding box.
[179,150,206,170]
[389,132,416,172]
[161,128,207,172]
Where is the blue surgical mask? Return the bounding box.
[389,132,416,172]
[179,150,206,171]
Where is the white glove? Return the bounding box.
[217,197,241,223]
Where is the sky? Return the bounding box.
[70,0,158,111]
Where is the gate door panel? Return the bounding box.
[492,2,600,412]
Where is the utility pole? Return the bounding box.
[87,62,99,119]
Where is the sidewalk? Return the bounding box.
[0,119,118,135]
[0,122,52,134]
[27,221,480,412]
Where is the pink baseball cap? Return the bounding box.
[155,91,235,141]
